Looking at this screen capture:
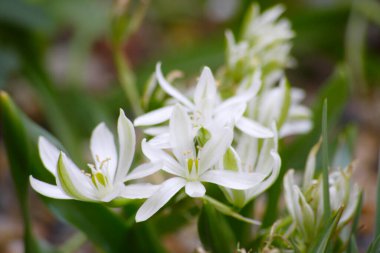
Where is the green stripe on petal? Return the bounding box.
[277,78,292,129]
[57,153,90,200]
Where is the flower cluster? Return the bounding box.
[29,3,312,225]
[283,141,360,249]
[28,6,360,246]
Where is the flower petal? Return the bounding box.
[134,106,174,126]
[170,104,194,161]
[198,127,233,174]
[156,63,194,109]
[235,117,273,138]
[193,67,217,107]
[30,176,72,199]
[144,126,170,136]
[148,133,171,149]
[200,170,266,190]
[142,139,185,177]
[214,102,246,125]
[135,177,186,222]
[284,170,302,222]
[120,183,160,199]
[246,150,281,201]
[124,162,162,181]
[185,181,206,198]
[90,122,118,179]
[57,152,94,200]
[38,136,60,176]
[303,140,321,190]
[279,120,312,137]
[114,109,135,183]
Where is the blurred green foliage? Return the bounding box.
[1,0,380,252]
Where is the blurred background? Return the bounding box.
[0,0,380,252]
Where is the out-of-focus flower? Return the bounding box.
[134,63,273,141]
[283,141,360,244]
[135,105,267,222]
[30,110,160,202]
[220,123,281,208]
[225,4,295,86]
[241,79,312,138]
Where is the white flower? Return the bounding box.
[134,63,273,140]
[30,109,160,202]
[225,4,295,86]
[242,78,312,138]
[284,141,360,241]
[135,105,267,222]
[220,123,281,208]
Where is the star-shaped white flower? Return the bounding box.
[134,63,273,140]
[135,104,267,222]
[30,109,160,202]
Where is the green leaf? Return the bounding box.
[45,199,130,253]
[367,235,380,253]
[198,203,236,253]
[309,208,343,253]
[355,0,380,27]
[349,191,363,239]
[0,91,47,253]
[322,99,331,220]
[375,151,380,238]
[348,236,360,253]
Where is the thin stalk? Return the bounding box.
[375,150,380,237]
[202,195,261,226]
[114,51,143,116]
[345,0,368,94]
[322,99,331,220]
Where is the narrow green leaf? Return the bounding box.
[203,195,261,225]
[277,79,292,129]
[198,203,236,253]
[347,192,363,253]
[348,236,360,253]
[355,0,380,27]
[0,91,46,253]
[350,191,364,236]
[367,234,380,253]
[375,151,380,238]
[45,199,130,253]
[309,208,343,252]
[322,99,331,220]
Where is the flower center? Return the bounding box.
[186,157,200,181]
[86,156,111,189]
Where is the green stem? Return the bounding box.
[113,47,143,117]
[202,195,261,226]
[345,0,368,94]
[322,99,331,220]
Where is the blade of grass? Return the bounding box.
[375,150,380,237]
[347,191,363,253]
[322,99,331,220]
[309,207,343,252]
